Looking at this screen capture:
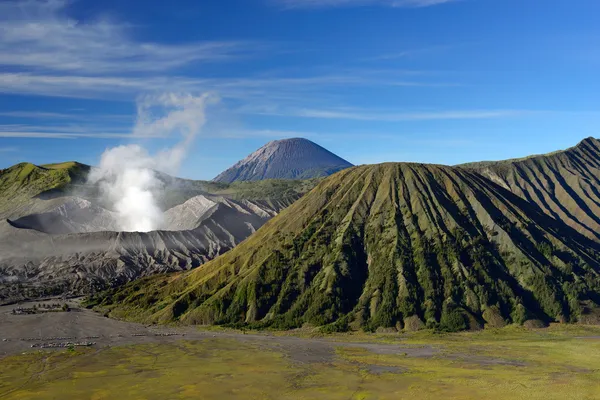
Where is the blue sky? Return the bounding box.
[0,0,599,179]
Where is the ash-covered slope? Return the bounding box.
[461,137,600,241]
[162,196,218,230]
[11,194,280,235]
[213,138,352,183]
[0,189,308,301]
[102,163,600,331]
[0,196,281,301]
[162,195,276,231]
[0,220,219,300]
[0,158,320,301]
[10,197,120,234]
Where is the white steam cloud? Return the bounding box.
[88,93,215,232]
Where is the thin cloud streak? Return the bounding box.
[0,124,129,133]
[0,1,459,109]
[0,111,74,119]
[244,107,530,121]
[0,72,452,101]
[0,128,312,140]
[0,122,316,140]
[0,0,256,75]
[0,122,154,139]
[275,0,458,9]
[0,111,132,121]
[392,0,459,7]
[0,131,143,139]
[366,43,472,62]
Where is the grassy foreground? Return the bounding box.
[1,325,600,399]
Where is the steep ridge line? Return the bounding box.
[461,137,600,241]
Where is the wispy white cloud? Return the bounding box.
[0,71,451,101]
[223,130,479,144]
[274,0,458,9]
[0,122,321,141]
[1,2,436,102]
[0,111,73,119]
[0,0,475,146]
[0,132,111,139]
[0,111,132,121]
[241,106,528,121]
[0,122,142,139]
[0,131,139,139]
[0,0,255,75]
[391,0,459,7]
[0,123,306,140]
[218,129,321,139]
[0,0,461,125]
[367,43,470,62]
[0,73,175,99]
[0,146,19,152]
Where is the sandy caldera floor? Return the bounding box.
[0,299,438,363]
[1,299,600,399]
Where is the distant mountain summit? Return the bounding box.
[213,138,353,183]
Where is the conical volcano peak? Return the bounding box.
[213,138,353,183]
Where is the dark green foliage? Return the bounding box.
[320,315,351,333]
[511,302,529,325]
[439,308,468,332]
[172,296,192,320]
[81,297,99,309]
[221,179,321,201]
[526,274,568,321]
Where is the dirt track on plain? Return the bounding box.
[0,299,440,364]
[0,298,526,368]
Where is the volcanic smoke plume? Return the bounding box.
[88,93,215,232]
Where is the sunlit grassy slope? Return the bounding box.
[98,162,600,331]
[40,161,85,170]
[0,162,89,217]
[2,327,600,400]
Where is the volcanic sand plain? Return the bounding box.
[1,300,600,399]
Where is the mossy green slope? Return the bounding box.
[461,137,600,241]
[102,163,600,331]
[0,162,89,217]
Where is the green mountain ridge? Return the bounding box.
[0,162,90,218]
[460,137,600,241]
[99,160,600,332]
[0,160,320,220]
